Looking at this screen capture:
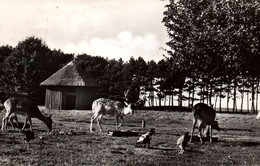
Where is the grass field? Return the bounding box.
[0,107,259,166]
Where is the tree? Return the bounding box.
[0,45,13,83]
[122,57,148,103]
[0,45,13,63]
[163,0,260,111]
[2,36,73,103]
[103,58,126,100]
[75,54,108,97]
[145,60,159,106]
[3,37,50,96]
[0,45,13,100]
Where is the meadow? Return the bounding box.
[0,107,259,166]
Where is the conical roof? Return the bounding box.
[40,61,100,87]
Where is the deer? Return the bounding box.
[2,97,52,132]
[90,90,137,132]
[190,103,221,144]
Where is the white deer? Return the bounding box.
[190,103,221,144]
[2,97,52,131]
[90,98,134,132]
[90,90,136,132]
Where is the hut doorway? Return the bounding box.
[64,88,77,110]
[66,94,76,109]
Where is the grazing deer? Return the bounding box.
[2,98,52,131]
[190,103,220,144]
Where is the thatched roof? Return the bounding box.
[40,61,100,87]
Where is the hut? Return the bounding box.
[40,61,100,110]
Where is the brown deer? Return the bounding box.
[2,97,52,131]
[190,103,220,143]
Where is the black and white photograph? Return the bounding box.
[0,0,259,165]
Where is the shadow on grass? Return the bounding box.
[135,146,203,155]
[223,128,254,132]
[155,132,187,137]
[149,146,175,151]
[238,141,260,146]
[74,131,93,135]
[219,139,260,147]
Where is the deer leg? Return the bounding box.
[2,117,7,130]
[9,114,19,130]
[204,125,210,138]
[198,123,204,144]
[28,118,33,131]
[1,109,6,130]
[117,116,124,129]
[189,118,197,142]
[9,118,15,130]
[2,117,8,130]
[115,115,119,131]
[90,114,97,132]
[13,115,19,128]
[2,111,12,130]
[96,114,103,132]
[147,142,150,149]
[4,117,9,130]
[22,117,28,131]
[209,125,213,143]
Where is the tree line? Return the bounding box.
[162,0,260,113]
[0,36,178,107]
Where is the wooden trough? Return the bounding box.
[107,130,139,137]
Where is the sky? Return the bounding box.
[0,0,170,62]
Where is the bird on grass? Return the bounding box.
[136,128,155,148]
[21,130,35,143]
[177,132,189,154]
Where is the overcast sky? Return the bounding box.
[0,0,169,62]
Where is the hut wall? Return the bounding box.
[45,86,98,110]
[45,88,62,109]
[76,87,97,110]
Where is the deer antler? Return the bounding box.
[124,89,130,101]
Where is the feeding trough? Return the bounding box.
[107,130,139,137]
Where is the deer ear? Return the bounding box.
[124,102,129,106]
